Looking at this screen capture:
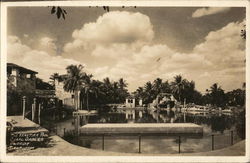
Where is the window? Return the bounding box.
[26,74,31,78]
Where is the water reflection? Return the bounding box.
[46,107,245,154]
[76,108,240,134]
[41,107,244,138]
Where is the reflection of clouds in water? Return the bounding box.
[89,137,180,154]
[54,109,240,154]
[140,138,177,154]
[72,130,236,154]
[103,138,138,153]
[181,137,211,153]
[202,124,213,135]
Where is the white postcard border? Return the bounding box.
[1,1,249,162]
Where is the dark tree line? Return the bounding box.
[50,64,129,110]
[133,75,202,105]
[48,65,246,109]
[133,75,245,108]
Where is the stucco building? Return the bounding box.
[54,77,75,109]
[7,63,37,91]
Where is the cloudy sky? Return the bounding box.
[7,7,246,93]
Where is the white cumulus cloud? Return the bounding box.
[90,20,245,92]
[39,37,57,55]
[7,35,81,81]
[64,11,154,54]
[15,10,244,93]
[192,7,231,18]
[72,11,154,44]
[193,20,245,70]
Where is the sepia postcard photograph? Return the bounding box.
[0,0,249,162]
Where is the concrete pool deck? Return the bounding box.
[80,123,203,136]
[7,135,245,156]
[7,116,48,133]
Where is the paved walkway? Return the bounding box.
[7,116,48,133]
[8,135,245,156]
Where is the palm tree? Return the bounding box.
[135,87,144,97]
[112,81,120,102]
[153,78,163,94]
[118,78,128,90]
[103,77,112,103]
[81,74,93,111]
[181,80,195,103]
[82,74,105,111]
[171,75,186,103]
[50,73,59,81]
[103,77,111,85]
[210,83,220,91]
[144,81,154,104]
[117,78,128,103]
[63,64,86,92]
[209,83,226,107]
[49,73,60,88]
[144,81,153,92]
[63,64,87,110]
[161,80,171,93]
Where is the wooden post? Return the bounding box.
[38,104,41,124]
[102,134,105,151]
[212,135,214,150]
[178,136,181,153]
[231,131,234,145]
[22,96,26,119]
[33,98,37,122]
[139,135,141,153]
[78,91,81,110]
[55,125,57,135]
[32,104,34,121]
[76,115,80,135]
[184,112,186,123]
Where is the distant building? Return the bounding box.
[124,96,145,108]
[7,63,37,91]
[125,96,136,108]
[152,93,177,108]
[54,76,75,109]
[139,99,143,106]
[7,63,38,115]
[7,63,56,116]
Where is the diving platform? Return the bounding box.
[79,123,203,137]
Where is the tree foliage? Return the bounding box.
[51,6,67,20]
[36,78,54,90]
[133,75,202,105]
[48,66,245,109]
[133,75,245,108]
[58,64,129,110]
[241,25,246,40]
[49,6,138,19]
